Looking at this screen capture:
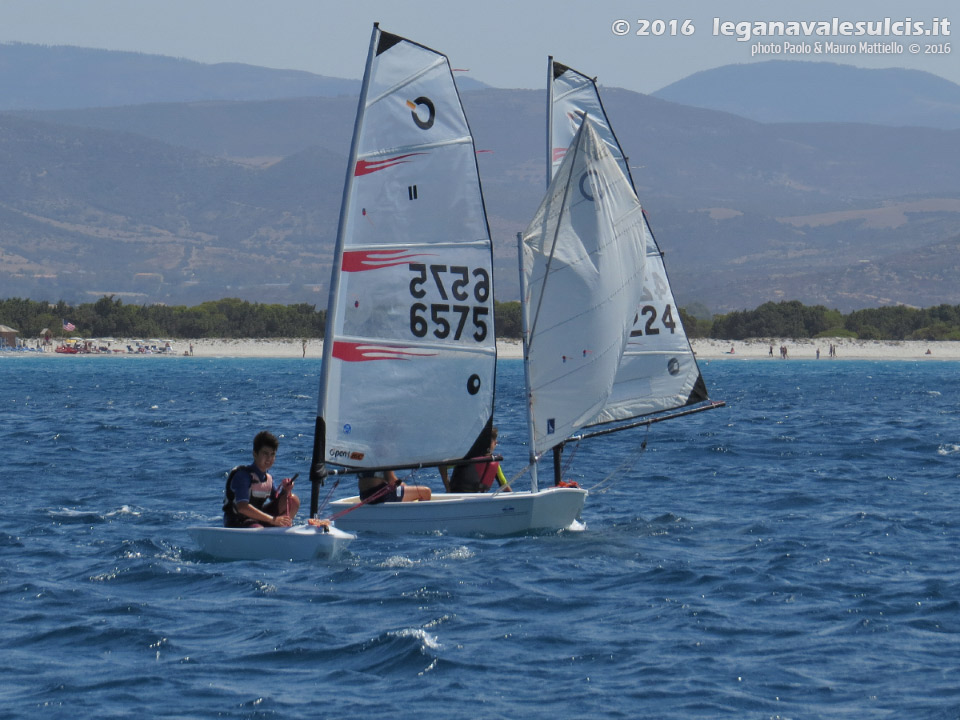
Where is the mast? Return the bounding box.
[546,56,554,194]
[520,119,604,492]
[518,231,539,494]
[545,56,565,487]
[310,23,381,518]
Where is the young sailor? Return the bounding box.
[223,431,300,527]
[442,427,511,493]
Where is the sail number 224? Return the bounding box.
[409,263,490,342]
[630,304,678,337]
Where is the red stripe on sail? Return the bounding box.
[332,341,437,362]
[355,152,426,176]
[552,148,567,162]
[341,249,434,272]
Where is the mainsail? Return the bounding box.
[313,25,496,484]
[520,117,647,489]
[549,59,710,426]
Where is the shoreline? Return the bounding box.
[12,337,959,360]
[690,338,960,360]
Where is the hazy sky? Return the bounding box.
[1,0,956,92]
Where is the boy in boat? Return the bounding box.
[440,426,511,493]
[357,469,431,504]
[222,431,300,528]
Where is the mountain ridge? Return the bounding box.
[1,46,958,313]
[653,60,960,129]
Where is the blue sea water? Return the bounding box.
[2,354,959,719]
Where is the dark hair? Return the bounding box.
[253,431,279,454]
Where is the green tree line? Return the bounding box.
[0,296,528,341]
[2,296,959,342]
[0,297,326,339]
[682,300,960,341]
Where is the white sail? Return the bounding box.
[549,59,709,424]
[316,26,496,470]
[521,118,647,459]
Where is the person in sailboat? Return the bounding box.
[440,426,511,493]
[222,431,300,528]
[357,469,431,504]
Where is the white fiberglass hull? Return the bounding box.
[328,486,587,536]
[187,524,355,561]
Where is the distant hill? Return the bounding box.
[5,89,960,313]
[0,113,346,304]
[0,43,488,111]
[2,49,960,313]
[0,43,364,109]
[654,61,960,129]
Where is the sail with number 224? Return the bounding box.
[310,24,497,501]
[548,59,721,427]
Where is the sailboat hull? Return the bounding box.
[328,487,587,536]
[187,524,355,561]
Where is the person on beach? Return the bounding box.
[440,426,511,493]
[222,431,300,528]
[358,469,431,504]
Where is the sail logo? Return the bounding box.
[342,249,434,272]
[579,170,605,201]
[355,152,426,176]
[329,447,365,461]
[467,373,481,395]
[547,418,555,434]
[333,341,438,362]
[668,357,681,376]
[407,96,435,129]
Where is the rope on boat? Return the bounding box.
[313,477,340,517]
[560,440,580,479]
[588,425,650,493]
[323,468,429,521]
[327,482,394,520]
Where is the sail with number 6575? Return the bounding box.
[318,27,586,537]
[312,24,497,484]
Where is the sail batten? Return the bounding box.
[364,56,448,107]
[356,134,475,159]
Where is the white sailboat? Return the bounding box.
[187,523,354,561]
[541,59,723,478]
[319,25,585,535]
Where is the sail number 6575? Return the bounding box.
[409,264,490,342]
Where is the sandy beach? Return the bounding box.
[689,338,960,360]
[45,336,956,360]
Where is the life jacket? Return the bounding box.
[477,459,501,490]
[222,465,274,516]
[450,457,500,493]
